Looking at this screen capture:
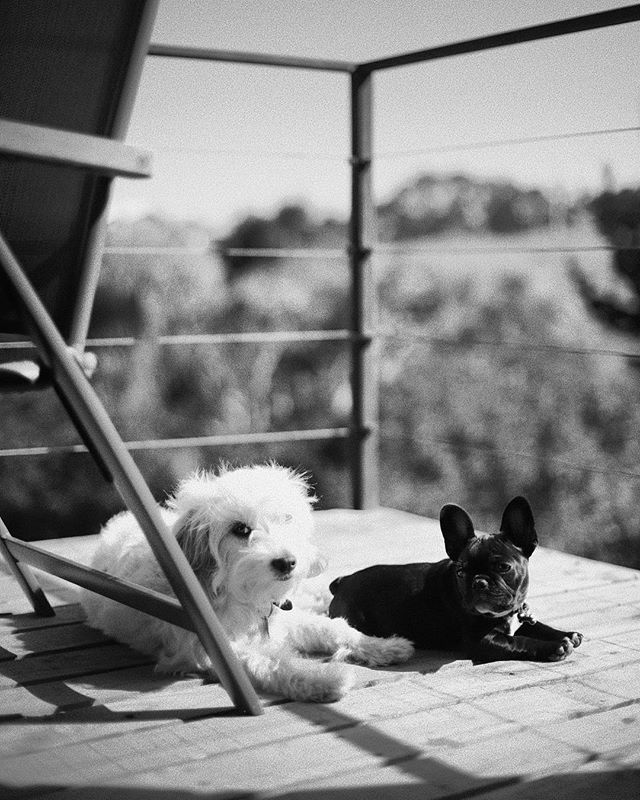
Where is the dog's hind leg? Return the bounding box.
[235,640,353,703]
[281,611,414,667]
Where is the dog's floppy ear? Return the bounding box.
[500,496,537,557]
[175,514,217,583]
[440,504,475,560]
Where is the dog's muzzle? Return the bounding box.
[271,556,297,580]
[470,574,516,616]
[472,576,490,592]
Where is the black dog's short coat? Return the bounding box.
[329,497,582,663]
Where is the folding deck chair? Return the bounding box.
[0,0,262,715]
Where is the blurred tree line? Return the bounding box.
[571,188,640,335]
[1,174,639,569]
[377,173,565,240]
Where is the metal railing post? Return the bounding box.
[349,66,379,509]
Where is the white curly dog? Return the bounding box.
[81,464,414,702]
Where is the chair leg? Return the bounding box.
[50,365,262,714]
[0,232,263,715]
[53,382,113,483]
[0,516,55,616]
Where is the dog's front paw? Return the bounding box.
[566,631,583,648]
[337,635,415,667]
[544,636,575,662]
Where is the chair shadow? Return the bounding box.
[2,703,236,726]
[4,767,639,800]
[1,611,234,722]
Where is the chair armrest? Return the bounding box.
[0,349,97,391]
[0,359,41,388]
[0,119,152,178]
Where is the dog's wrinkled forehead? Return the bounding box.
[460,534,528,568]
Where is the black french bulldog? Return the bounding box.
[329,497,583,663]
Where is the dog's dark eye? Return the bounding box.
[231,522,252,538]
[496,562,512,573]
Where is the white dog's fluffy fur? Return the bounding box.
[81,464,413,702]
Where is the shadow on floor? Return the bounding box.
[3,768,640,800]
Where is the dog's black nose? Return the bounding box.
[473,576,489,591]
[271,557,297,575]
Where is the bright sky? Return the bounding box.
[110,1,640,234]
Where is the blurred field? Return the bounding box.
[1,214,639,569]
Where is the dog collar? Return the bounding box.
[261,599,293,638]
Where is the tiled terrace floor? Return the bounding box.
[1,507,640,799]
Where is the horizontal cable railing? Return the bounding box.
[374,124,640,159]
[0,428,351,459]
[124,126,640,168]
[213,247,347,259]
[103,242,637,258]
[0,330,356,350]
[103,246,348,258]
[378,331,640,362]
[375,243,632,255]
[104,246,210,255]
[379,432,640,481]
[4,328,637,363]
[152,124,640,162]
[153,145,347,162]
[88,331,354,347]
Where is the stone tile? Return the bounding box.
[543,706,640,755]
[472,684,599,725]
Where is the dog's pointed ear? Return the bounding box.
[500,496,537,557]
[175,515,217,581]
[440,504,475,560]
